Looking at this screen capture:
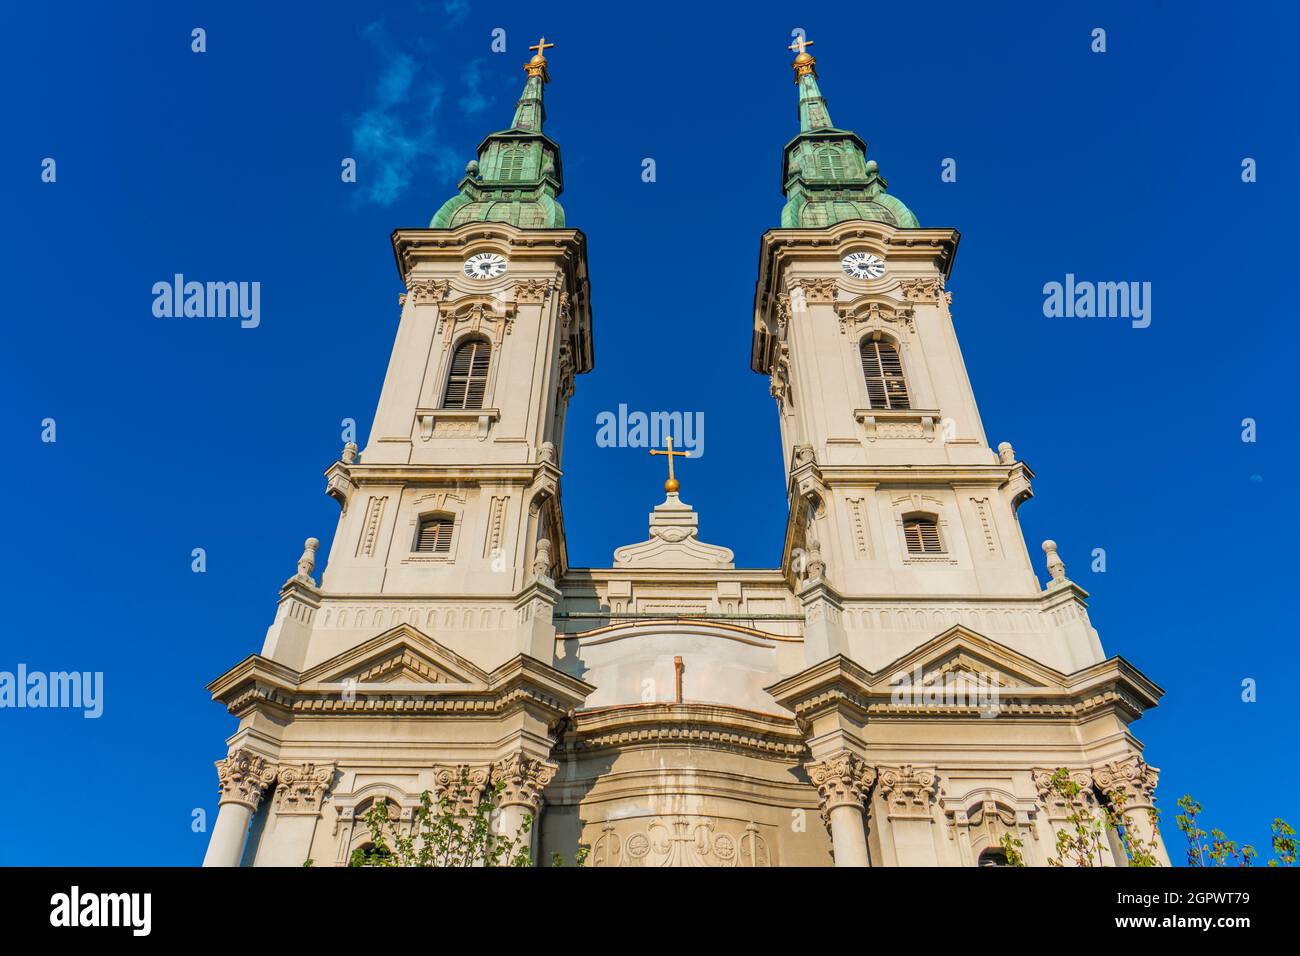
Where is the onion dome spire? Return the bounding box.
[431,37,565,229]
[780,37,918,229]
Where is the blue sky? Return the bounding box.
[2,0,1296,865]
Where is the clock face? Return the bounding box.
[841,251,886,280]
[463,252,508,280]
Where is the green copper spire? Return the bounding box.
[431,37,565,229]
[780,38,918,229]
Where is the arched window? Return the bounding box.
[414,515,454,554]
[861,338,910,410]
[443,338,491,409]
[816,147,843,179]
[977,849,1010,867]
[499,147,525,181]
[903,514,943,555]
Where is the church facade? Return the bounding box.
[202,39,1170,868]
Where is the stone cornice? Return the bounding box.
[208,633,593,721]
[766,630,1163,724]
[564,702,807,760]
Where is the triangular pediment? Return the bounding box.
[300,624,490,688]
[872,626,1064,692]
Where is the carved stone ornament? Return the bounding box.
[1093,755,1159,809]
[589,816,771,868]
[878,765,940,820]
[274,762,336,815]
[1032,768,1097,821]
[491,753,557,813]
[898,277,946,304]
[513,278,550,304]
[407,277,450,305]
[807,750,877,815]
[432,764,491,810]
[797,277,839,304]
[215,748,278,810]
[835,298,916,335]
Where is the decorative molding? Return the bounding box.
[835,297,916,335]
[274,762,336,815]
[356,495,387,558]
[214,748,278,810]
[847,496,872,558]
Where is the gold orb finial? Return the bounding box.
[525,36,554,79]
[789,35,816,80]
[650,437,690,496]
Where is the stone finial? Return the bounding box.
[997,441,1015,465]
[341,442,358,465]
[297,537,320,583]
[533,537,552,579]
[1041,539,1067,587]
[538,441,557,465]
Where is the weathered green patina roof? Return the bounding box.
[780,50,918,229]
[431,50,564,229]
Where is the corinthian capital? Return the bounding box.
[432,764,491,810]
[1093,755,1159,809]
[214,749,278,810]
[807,750,876,813]
[492,753,557,813]
[1032,767,1096,821]
[273,762,336,815]
[878,765,940,820]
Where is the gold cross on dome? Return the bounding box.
[530,36,555,58]
[788,35,814,55]
[650,436,691,494]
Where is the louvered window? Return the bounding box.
[500,147,525,181]
[414,515,454,554]
[817,148,844,178]
[903,515,943,555]
[443,338,491,409]
[861,338,910,409]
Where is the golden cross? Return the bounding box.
[788,35,814,55]
[649,436,691,494]
[530,36,555,58]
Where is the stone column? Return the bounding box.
[254,763,336,867]
[203,749,277,867]
[1094,756,1171,866]
[807,750,876,867]
[491,754,557,866]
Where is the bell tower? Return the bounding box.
[751,40,1093,669]
[305,39,593,657]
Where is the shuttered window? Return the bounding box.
[903,516,943,555]
[443,339,491,409]
[414,515,454,554]
[817,148,843,179]
[861,339,910,409]
[500,147,525,181]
